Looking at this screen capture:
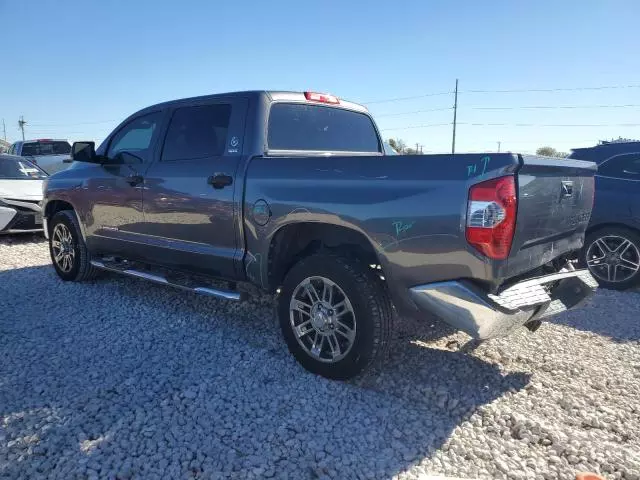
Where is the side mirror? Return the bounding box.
[71,141,97,163]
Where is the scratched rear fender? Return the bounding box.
[242,153,522,308]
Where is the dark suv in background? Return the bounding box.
[569,141,640,289]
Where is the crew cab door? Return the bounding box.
[84,111,165,253]
[140,98,248,279]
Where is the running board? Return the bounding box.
[90,260,244,301]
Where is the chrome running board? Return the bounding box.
[90,260,244,301]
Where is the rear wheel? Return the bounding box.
[278,252,393,380]
[580,227,640,290]
[48,210,98,282]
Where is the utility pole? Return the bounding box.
[497,141,501,153]
[18,116,26,141]
[451,79,458,155]
[415,143,419,155]
[2,119,6,142]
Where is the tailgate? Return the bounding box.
[504,154,596,278]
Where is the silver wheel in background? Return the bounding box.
[51,223,75,273]
[586,234,640,283]
[289,276,356,363]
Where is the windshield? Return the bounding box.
[0,156,48,179]
[267,103,381,153]
[21,141,71,156]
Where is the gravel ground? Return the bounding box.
[1,235,639,480]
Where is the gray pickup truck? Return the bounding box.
[42,90,598,379]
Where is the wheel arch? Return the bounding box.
[586,221,640,237]
[44,200,86,240]
[266,222,385,292]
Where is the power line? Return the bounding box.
[463,122,640,127]
[470,103,640,111]
[28,119,117,127]
[374,107,453,117]
[462,84,640,94]
[359,83,640,106]
[380,122,451,131]
[381,121,640,131]
[499,139,599,144]
[362,91,453,105]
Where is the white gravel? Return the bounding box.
[1,235,639,480]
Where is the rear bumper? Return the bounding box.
[409,269,598,339]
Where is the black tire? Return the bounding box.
[48,210,98,282]
[580,226,640,290]
[278,252,393,380]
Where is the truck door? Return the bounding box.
[140,97,248,279]
[84,111,165,255]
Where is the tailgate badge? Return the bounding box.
[561,181,573,197]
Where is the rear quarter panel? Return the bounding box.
[243,153,519,313]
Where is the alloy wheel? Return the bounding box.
[586,234,640,283]
[51,223,76,273]
[289,276,356,363]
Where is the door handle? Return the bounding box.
[208,174,233,189]
[126,174,144,186]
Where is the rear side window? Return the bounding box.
[162,104,231,161]
[598,153,640,179]
[268,103,380,153]
[21,141,71,156]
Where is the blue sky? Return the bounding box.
[2,0,639,153]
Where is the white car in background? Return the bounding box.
[8,139,73,175]
[0,154,47,234]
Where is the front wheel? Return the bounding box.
[580,227,640,290]
[278,252,393,380]
[48,210,98,282]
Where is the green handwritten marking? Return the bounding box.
[480,156,491,174]
[467,164,477,177]
[392,221,415,236]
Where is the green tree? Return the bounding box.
[387,138,406,154]
[536,146,557,156]
[536,146,568,158]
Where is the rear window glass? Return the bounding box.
[0,157,48,179]
[21,141,71,156]
[268,103,380,152]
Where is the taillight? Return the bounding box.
[304,92,340,104]
[466,175,517,260]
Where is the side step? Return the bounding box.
[90,260,244,301]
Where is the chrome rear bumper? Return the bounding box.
[410,268,598,339]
